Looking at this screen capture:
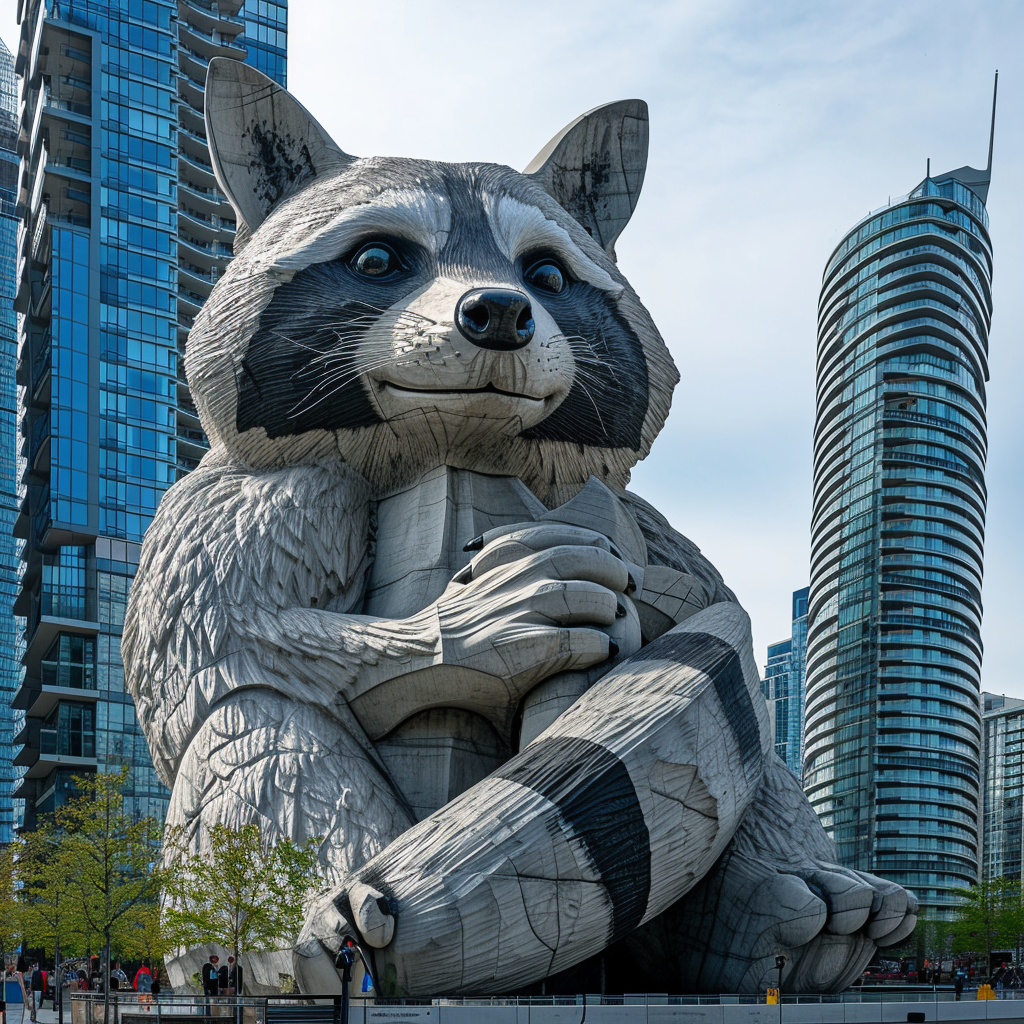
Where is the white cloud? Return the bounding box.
[3,0,1020,695]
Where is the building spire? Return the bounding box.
[986,69,998,173]
[927,71,998,204]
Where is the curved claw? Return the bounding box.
[293,891,352,994]
[799,867,874,935]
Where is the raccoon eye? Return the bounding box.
[351,242,400,278]
[524,258,566,295]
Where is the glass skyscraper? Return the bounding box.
[762,586,809,776]
[0,37,22,845]
[980,693,1024,884]
[804,119,995,917]
[9,0,286,830]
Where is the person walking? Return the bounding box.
[27,963,43,1022]
[225,957,242,996]
[133,962,153,994]
[955,974,965,1001]
[201,954,221,997]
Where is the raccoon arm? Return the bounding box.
[228,539,628,738]
[235,602,442,691]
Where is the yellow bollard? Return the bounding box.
[977,983,996,1000]
[766,988,779,1005]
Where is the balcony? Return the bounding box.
[30,488,52,551]
[179,0,245,36]
[30,329,52,399]
[179,232,232,268]
[16,723,98,779]
[177,284,207,314]
[178,18,247,59]
[28,408,50,475]
[15,679,100,720]
[178,260,217,290]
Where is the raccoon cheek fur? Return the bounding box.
[127,59,918,997]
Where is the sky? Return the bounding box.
[2,1,1022,694]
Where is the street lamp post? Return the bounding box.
[334,942,357,1024]
[774,954,788,1024]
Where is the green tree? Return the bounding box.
[20,825,89,960]
[163,823,322,982]
[950,877,1024,975]
[0,844,22,967]
[55,769,164,1023]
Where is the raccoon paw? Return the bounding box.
[293,887,384,994]
[626,756,918,993]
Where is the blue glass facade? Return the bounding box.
[981,693,1024,884]
[10,0,286,829]
[762,586,809,776]
[0,37,23,844]
[804,167,993,918]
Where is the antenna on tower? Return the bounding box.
[986,70,998,172]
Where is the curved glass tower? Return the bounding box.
[10,0,286,830]
[805,155,994,917]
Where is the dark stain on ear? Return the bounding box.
[244,121,316,208]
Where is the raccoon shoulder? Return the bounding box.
[621,490,736,608]
[126,453,372,664]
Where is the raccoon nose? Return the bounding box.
[455,288,535,350]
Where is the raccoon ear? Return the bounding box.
[524,99,649,260]
[205,58,355,245]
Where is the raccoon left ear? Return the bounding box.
[524,100,649,260]
[206,59,355,247]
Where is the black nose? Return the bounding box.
[455,288,535,350]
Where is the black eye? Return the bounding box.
[351,242,400,278]
[524,258,566,294]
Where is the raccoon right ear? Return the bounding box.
[525,100,649,260]
[205,59,355,248]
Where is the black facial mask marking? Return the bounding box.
[236,261,423,437]
[522,281,649,450]
[236,170,650,450]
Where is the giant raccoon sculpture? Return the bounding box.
[123,60,917,996]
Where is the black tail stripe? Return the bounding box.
[494,735,651,942]
[632,630,761,769]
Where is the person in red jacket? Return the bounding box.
[132,963,153,993]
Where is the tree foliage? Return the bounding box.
[163,823,322,966]
[0,844,21,963]
[950,877,1024,966]
[19,823,90,958]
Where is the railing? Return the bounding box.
[30,328,52,393]
[66,986,1024,1023]
[40,727,96,758]
[178,285,209,305]
[41,659,97,689]
[29,407,50,466]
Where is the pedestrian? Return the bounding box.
[226,956,243,996]
[201,954,221,997]
[110,961,128,991]
[133,961,153,994]
[955,974,964,1000]
[28,963,43,1023]
[218,959,229,995]
[150,973,161,998]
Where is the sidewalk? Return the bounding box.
[23,1002,60,1024]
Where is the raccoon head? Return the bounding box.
[186,60,679,505]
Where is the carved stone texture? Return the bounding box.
[122,57,917,997]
